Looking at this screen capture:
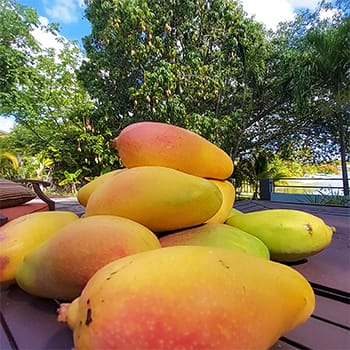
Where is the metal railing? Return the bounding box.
[273,177,343,193]
[258,177,350,206]
[232,177,349,204]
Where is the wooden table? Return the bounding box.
[1,200,349,349]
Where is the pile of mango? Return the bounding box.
[0,121,336,350]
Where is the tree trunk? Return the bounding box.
[337,113,349,196]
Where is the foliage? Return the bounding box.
[232,149,289,199]
[79,0,291,158]
[58,169,83,194]
[1,0,349,196]
[0,149,19,178]
[0,0,41,98]
[0,0,119,188]
[271,0,350,195]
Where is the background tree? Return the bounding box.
[233,150,289,199]
[273,0,349,195]
[0,0,116,188]
[1,0,348,194]
[0,0,41,98]
[80,0,291,159]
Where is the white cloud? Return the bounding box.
[319,8,340,21]
[241,0,321,31]
[43,0,82,24]
[0,116,15,133]
[288,0,319,9]
[31,16,66,51]
[241,0,295,30]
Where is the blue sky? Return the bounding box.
[17,0,91,46]
[15,0,321,48]
[1,0,321,133]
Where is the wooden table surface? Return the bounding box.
[1,199,349,349]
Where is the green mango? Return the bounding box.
[225,207,244,220]
[160,223,270,259]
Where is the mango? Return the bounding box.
[226,209,335,262]
[85,166,223,232]
[57,246,315,350]
[160,223,270,259]
[77,169,125,206]
[206,179,235,223]
[0,211,78,286]
[16,215,160,300]
[226,207,244,220]
[110,121,233,179]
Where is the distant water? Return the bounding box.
[277,172,349,195]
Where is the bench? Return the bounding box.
[0,180,55,226]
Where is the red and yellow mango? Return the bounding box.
[16,215,160,300]
[110,121,233,180]
[0,211,78,286]
[58,246,315,350]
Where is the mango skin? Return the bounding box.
[226,209,334,262]
[226,207,244,220]
[160,223,270,259]
[77,169,125,207]
[16,215,161,300]
[57,246,315,350]
[206,179,235,224]
[0,211,79,287]
[110,121,233,180]
[85,166,223,232]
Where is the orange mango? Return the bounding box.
[110,121,233,179]
[58,246,315,350]
[85,166,223,232]
[16,215,160,300]
[206,179,235,223]
[0,211,79,286]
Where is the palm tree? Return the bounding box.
[234,150,287,199]
[297,16,350,196]
[0,151,19,178]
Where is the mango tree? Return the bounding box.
[79,0,290,159]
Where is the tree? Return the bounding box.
[304,17,350,196]
[0,0,40,97]
[233,150,288,199]
[274,1,349,195]
[0,0,116,186]
[79,0,291,159]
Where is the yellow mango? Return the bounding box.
[110,121,233,180]
[160,223,270,259]
[206,179,235,223]
[16,215,160,300]
[0,211,78,286]
[85,166,223,232]
[57,246,315,350]
[226,209,335,262]
[77,169,125,206]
